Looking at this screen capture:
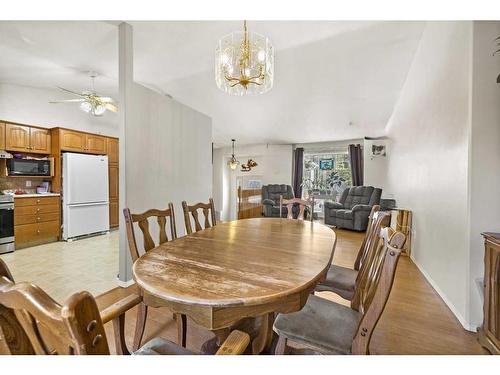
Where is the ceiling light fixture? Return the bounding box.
[228,139,240,170]
[215,20,274,96]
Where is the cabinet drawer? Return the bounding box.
[15,196,60,207]
[16,204,59,215]
[15,221,60,244]
[15,212,60,226]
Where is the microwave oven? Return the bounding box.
[6,158,53,177]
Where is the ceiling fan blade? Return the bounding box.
[49,99,86,103]
[98,96,114,103]
[57,87,85,97]
[104,102,118,113]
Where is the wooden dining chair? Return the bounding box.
[0,259,250,355]
[279,196,315,221]
[315,206,391,300]
[182,198,216,234]
[273,227,406,355]
[123,204,186,351]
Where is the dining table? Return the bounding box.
[132,217,336,354]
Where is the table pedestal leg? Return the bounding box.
[252,313,276,354]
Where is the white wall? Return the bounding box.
[384,22,472,327]
[467,21,500,327]
[0,83,118,136]
[122,82,212,271]
[213,143,293,221]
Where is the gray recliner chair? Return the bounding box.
[262,184,294,218]
[324,186,382,231]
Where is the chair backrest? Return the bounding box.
[353,205,383,271]
[123,203,178,263]
[182,198,216,235]
[339,186,382,210]
[279,196,315,221]
[262,184,294,203]
[0,259,110,355]
[351,228,405,354]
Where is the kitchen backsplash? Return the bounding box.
[0,178,52,194]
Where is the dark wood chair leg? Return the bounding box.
[113,314,130,355]
[132,302,147,352]
[176,313,187,347]
[274,335,288,355]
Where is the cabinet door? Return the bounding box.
[86,134,107,154]
[60,129,86,152]
[107,137,119,164]
[109,199,119,228]
[108,165,119,200]
[30,128,51,154]
[5,124,30,152]
[0,122,5,150]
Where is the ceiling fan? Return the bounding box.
[49,72,117,116]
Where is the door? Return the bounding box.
[109,199,119,228]
[29,128,51,154]
[63,153,109,204]
[0,122,5,150]
[60,129,86,152]
[63,202,109,239]
[5,124,30,152]
[107,137,119,164]
[86,134,107,154]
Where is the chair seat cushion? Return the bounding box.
[315,265,357,300]
[133,337,194,355]
[273,295,361,354]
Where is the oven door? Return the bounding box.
[0,202,14,245]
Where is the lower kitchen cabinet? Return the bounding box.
[109,199,119,228]
[14,196,60,248]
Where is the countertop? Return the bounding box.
[12,193,60,198]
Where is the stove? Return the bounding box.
[0,193,14,254]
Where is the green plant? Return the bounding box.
[325,171,346,190]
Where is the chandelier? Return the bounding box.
[228,139,240,170]
[215,21,274,96]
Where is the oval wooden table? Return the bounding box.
[133,217,336,354]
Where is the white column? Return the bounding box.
[118,22,133,282]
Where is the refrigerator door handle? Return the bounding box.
[67,201,109,207]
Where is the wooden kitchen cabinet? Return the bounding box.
[107,137,119,164]
[85,134,107,154]
[5,123,30,152]
[5,123,51,154]
[14,195,60,248]
[109,199,119,228]
[479,232,500,354]
[59,129,87,152]
[108,164,119,200]
[0,122,5,150]
[29,127,51,154]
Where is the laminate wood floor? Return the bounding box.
[96,228,486,355]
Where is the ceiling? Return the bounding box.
[0,21,425,146]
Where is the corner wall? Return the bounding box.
[384,22,472,326]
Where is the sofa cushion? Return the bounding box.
[331,209,353,220]
[273,295,361,354]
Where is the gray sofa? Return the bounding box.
[324,186,382,231]
[262,184,296,218]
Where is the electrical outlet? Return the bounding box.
[26,180,31,187]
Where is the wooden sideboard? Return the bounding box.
[478,232,500,354]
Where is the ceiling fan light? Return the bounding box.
[93,104,106,116]
[80,101,92,113]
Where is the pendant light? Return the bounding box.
[228,139,240,170]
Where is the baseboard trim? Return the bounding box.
[115,277,135,288]
[410,256,474,332]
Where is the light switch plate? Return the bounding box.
[26,180,31,187]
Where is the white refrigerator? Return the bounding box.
[62,153,110,240]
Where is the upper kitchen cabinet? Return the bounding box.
[86,134,107,154]
[107,137,119,164]
[5,123,51,154]
[0,122,5,150]
[57,128,107,154]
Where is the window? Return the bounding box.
[302,151,352,198]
